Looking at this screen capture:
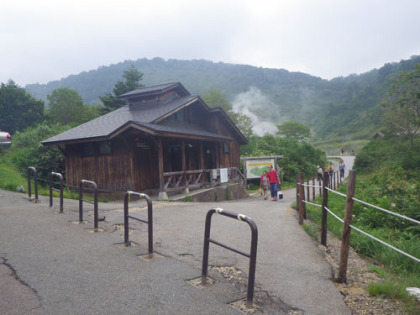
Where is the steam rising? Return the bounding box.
[232,87,277,136]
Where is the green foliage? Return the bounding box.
[354,135,420,177]
[25,56,420,142]
[366,269,420,314]
[100,65,144,114]
[382,64,420,146]
[47,88,88,125]
[241,131,327,182]
[11,123,71,181]
[0,80,45,134]
[183,195,193,202]
[367,281,408,299]
[0,153,27,191]
[201,88,233,112]
[276,121,311,142]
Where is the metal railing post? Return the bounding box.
[321,171,329,246]
[202,208,258,307]
[27,167,38,200]
[49,172,63,213]
[79,180,98,230]
[124,191,153,254]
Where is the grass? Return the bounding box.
[0,152,103,202]
[299,183,420,313]
[0,153,28,191]
[367,268,420,314]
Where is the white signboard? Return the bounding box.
[245,159,275,179]
[220,168,228,183]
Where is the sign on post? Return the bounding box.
[244,159,274,179]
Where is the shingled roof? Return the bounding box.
[42,82,247,145]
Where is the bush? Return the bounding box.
[240,134,327,183]
[11,123,71,182]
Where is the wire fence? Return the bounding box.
[296,170,420,282]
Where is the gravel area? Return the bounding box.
[318,230,409,315]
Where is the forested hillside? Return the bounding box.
[25,56,420,142]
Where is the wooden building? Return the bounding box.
[42,82,248,198]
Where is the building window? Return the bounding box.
[99,142,112,155]
[81,142,112,157]
[223,142,230,153]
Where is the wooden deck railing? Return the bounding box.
[163,167,245,193]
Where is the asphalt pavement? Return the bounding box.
[0,186,351,315]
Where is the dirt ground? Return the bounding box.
[319,230,410,315]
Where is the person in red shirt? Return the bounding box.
[267,165,280,201]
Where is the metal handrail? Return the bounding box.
[49,172,63,213]
[123,191,153,254]
[79,180,98,230]
[27,167,38,200]
[202,208,258,307]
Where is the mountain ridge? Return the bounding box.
[25,56,420,140]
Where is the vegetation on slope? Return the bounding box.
[25,56,420,143]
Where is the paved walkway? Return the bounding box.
[0,187,351,314]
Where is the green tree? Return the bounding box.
[47,88,85,125]
[241,134,326,182]
[382,64,420,147]
[100,65,144,114]
[0,80,45,133]
[229,111,253,139]
[11,122,71,181]
[276,121,311,142]
[201,89,253,139]
[201,89,233,112]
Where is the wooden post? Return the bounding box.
[181,141,186,171]
[335,171,338,189]
[298,173,306,224]
[306,179,310,203]
[336,171,339,189]
[157,138,164,191]
[295,174,300,213]
[318,177,322,198]
[302,173,307,219]
[312,178,315,202]
[321,171,329,246]
[338,170,357,283]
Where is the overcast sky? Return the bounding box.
[1,0,419,86]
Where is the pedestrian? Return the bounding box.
[317,165,323,182]
[339,161,345,178]
[267,165,280,201]
[328,162,334,179]
[260,170,269,200]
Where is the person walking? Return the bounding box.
[267,165,280,201]
[260,170,269,200]
[317,165,323,182]
[339,161,346,178]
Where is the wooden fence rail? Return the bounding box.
[163,167,246,193]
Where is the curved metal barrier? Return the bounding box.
[202,208,258,306]
[27,167,38,200]
[49,172,63,213]
[79,180,98,230]
[123,191,153,254]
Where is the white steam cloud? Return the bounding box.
[232,87,277,136]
